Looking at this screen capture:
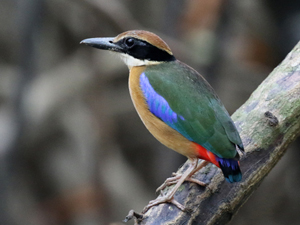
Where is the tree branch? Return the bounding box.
[128,41,300,225]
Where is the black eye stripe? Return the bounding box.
[115,37,175,62]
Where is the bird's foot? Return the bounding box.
[142,194,185,214]
[144,159,207,214]
[184,177,207,187]
[156,173,180,192]
[156,173,207,193]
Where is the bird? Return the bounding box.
[80,30,244,213]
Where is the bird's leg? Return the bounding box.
[156,160,209,192]
[143,158,200,213]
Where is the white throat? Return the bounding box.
[119,53,161,69]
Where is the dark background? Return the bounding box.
[1,0,300,224]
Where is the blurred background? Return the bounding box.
[1,0,300,224]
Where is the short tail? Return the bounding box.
[217,158,242,183]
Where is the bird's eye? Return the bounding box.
[124,38,135,48]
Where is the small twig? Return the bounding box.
[123,210,144,223]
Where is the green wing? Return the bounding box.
[143,60,243,159]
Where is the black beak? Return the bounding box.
[80,37,123,52]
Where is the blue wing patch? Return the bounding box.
[140,73,193,141]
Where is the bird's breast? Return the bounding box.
[128,66,199,158]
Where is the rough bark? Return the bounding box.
[127,41,300,225]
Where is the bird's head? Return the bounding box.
[80,30,176,69]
